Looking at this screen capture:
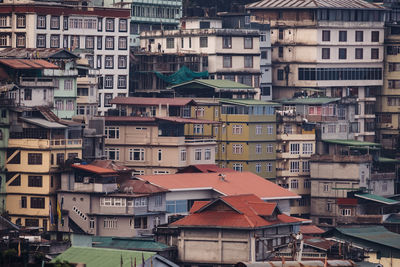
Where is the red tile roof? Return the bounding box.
[171,194,305,229]
[71,164,117,175]
[120,179,168,194]
[177,164,236,173]
[189,201,210,213]
[300,225,326,235]
[110,97,196,106]
[90,160,133,172]
[0,59,59,69]
[139,171,299,200]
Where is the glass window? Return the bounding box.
[355,48,363,59]
[36,34,46,48]
[119,19,127,32]
[105,36,114,50]
[371,31,379,42]
[339,31,347,42]
[223,56,232,68]
[105,18,114,31]
[223,36,232,48]
[322,30,330,41]
[244,37,253,49]
[50,16,60,29]
[200,37,208,48]
[355,31,363,42]
[166,38,174,49]
[37,15,46,29]
[244,56,253,68]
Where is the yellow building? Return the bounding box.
[190,99,277,180]
[5,110,82,231]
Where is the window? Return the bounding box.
[105,18,114,31]
[266,162,272,172]
[16,34,26,48]
[302,143,313,154]
[195,107,205,117]
[50,16,60,29]
[371,31,379,42]
[166,38,174,49]
[322,48,330,59]
[339,31,347,42]
[244,37,253,49]
[166,200,188,213]
[89,218,95,229]
[233,144,243,154]
[223,37,232,48]
[63,16,69,30]
[37,34,46,48]
[117,75,127,89]
[200,37,208,48]
[70,35,80,49]
[194,148,202,161]
[290,161,299,173]
[371,48,379,59]
[278,29,284,40]
[326,203,332,212]
[244,56,253,68]
[105,36,114,50]
[256,144,262,154]
[298,67,382,81]
[323,183,329,192]
[261,50,268,59]
[37,15,46,29]
[205,149,211,160]
[97,36,102,50]
[277,69,284,80]
[24,88,32,100]
[116,55,127,69]
[105,126,119,139]
[304,179,311,189]
[50,35,60,48]
[85,36,94,49]
[105,56,114,69]
[28,153,42,165]
[98,18,102,31]
[355,48,363,59]
[0,35,8,47]
[21,197,27,208]
[104,218,118,229]
[55,100,64,110]
[355,31,363,42]
[105,75,113,89]
[232,125,243,135]
[119,19,127,32]
[233,163,243,172]
[31,197,45,209]
[118,37,127,50]
[340,208,351,216]
[290,179,298,189]
[106,148,120,160]
[199,21,210,28]
[267,125,274,135]
[278,46,283,57]
[56,153,65,165]
[255,125,262,135]
[339,48,347,59]
[322,30,330,41]
[28,176,42,187]
[180,149,187,161]
[17,15,25,28]
[158,149,162,161]
[266,144,273,153]
[193,124,204,134]
[129,148,144,161]
[64,79,72,91]
[255,163,261,173]
[302,161,310,172]
[223,56,232,68]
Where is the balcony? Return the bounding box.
[43,69,78,77]
[310,154,372,163]
[371,172,396,180]
[277,133,315,141]
[185,137,216,145]
[19,77,54,87]
[336,215,382,225]
[8,138,82,149]
[74,182,118,193]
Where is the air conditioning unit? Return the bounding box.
[83,177,90,184]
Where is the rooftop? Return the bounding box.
[20,117,67,129]
[0,48,78,59]
[278,97,341,105]
[0,59,59,69]
[220,99,279,106]
[71,164,118,175]
[120,179,168,194]
[323,139,381,147]
[354,193,400,205]
[168,79,254,90]
[300,225,326,235]
[138,171,299,200]
[92,236,171,252]
[110,97,196,106]
[177,164,236,173]
[246,0,384,10]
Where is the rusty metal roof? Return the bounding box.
[246,0,384,10]
[0,59,59,69]
[71,164,118,175]
[110,97,197,106]
[0,48,78,59]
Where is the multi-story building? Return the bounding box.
[140,17,261,96]
[275,113,316,218]
[4,107,82,231]
[58,162,168,236]
[246,0,385,142]
[0,0,130,114]
[105,97,217,175]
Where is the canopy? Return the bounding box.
[155,66,208,85]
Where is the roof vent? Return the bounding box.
[218,173,226,181]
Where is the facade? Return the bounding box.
[155,194,305,265]
[5,107,82,231]
[246,0,385,142]
[105,97,217,175]
[0,1,130,115]
[58,163,167,237]
[140,17,261,96]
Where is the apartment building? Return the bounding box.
[0,0,130,114]
[140,17,261,96]
[105,97,217,175]
[5,107,82,231]
[58,163,167,236]
[246,0,385,142]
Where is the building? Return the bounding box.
[104,97,218,175]
[0,0,130,114]
[5,107,82,231]
[140,17,261,96]
[58,162,168,237]
[246,0,385,142]
[310,139,399,228]
[138,171,300,217]
[155,194,306,265]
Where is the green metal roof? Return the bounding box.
[384,214,400,224]
[92,236,171,252]
[219,99,279,106]
[377,157,400,163]
[52,247,155,267]
[323,139,380,147]
[168,79,253,89]
[354,193,400,205]
[335,226,400,250]
[278,97,340,105]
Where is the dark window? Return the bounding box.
[222,37,232,48]
[63,16,68,30]
[278,47,283,58]
[355,48,363,59]
[97,36,102,50]
[31,197,45,209]
[278,69,284,80]
[322,48,330,59]
[166,38,174,49]
[7,150,20,164]
[119,19,127,32]
[339,48,347,59]
[339,31,347,42]
[25,219,39,227]
[199,21,210,29]
[278,29,284,40]
[56,153,65,165]
[28,176,42,187]
[98,18,102,31]
[355,31,363,42]
[36,34,46,48]
[24,88,32,100]
[371,48,379,59]
[261,51,268,59]
[322,30,330,41]
[200,37,208,48]
[371,31,379,42]
[37,15,46,29]
[1,109,6,118]
[244,37,253,49]
[244,56,253,68]
[28,153,42,165]
[9,175,21,186]
[21,197,27,208]
[223,56,232,68]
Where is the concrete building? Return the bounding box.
[58,163,168,237]
[105,97,218,175]
[140,17,261,96]
[310,139,399,228]
[155,194,306,265]
[0,0,130,115]
[246,0,385,142]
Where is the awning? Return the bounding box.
[20,117,67,129]
[354,193,400,205]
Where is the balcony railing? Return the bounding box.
[8,138,82,149]
[50,139,82,147]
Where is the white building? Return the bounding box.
[0,0,130,115]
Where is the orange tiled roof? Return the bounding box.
[120,179,168,194]
[139,171,299,200]
[171,194,304,228]
[71,164,117,175]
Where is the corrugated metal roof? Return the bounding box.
[0,59,59,69]
[0,48,78,59]
[220,99,279,106]
[20,117,67,129]
[168,79,254,90]
[278,97,341,105]
[157,116,220,124]
[300,224,326,235]
[246,0,384,10]
[92,236,171,252]
[354,193,400,205]
[323,139,380,147]
[110,97,196,106]
[237,261,354,267]
[71,164,118,175]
